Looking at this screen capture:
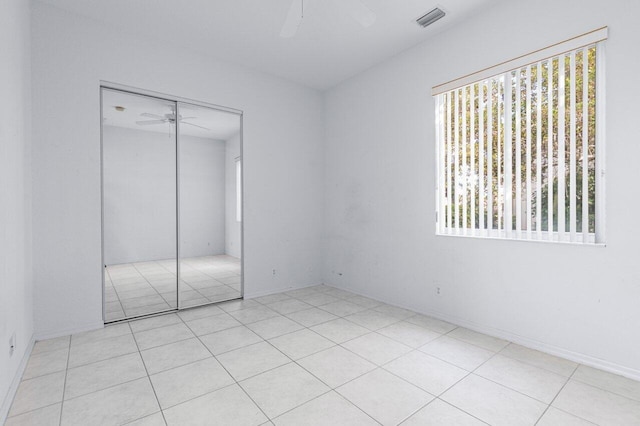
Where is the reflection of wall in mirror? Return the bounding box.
[103,125,226,264]
[180,134,226,259]
[225,133,241,259]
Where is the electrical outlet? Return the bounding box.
[433,280,445,297]
[9,333,16,357]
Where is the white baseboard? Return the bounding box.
[0,334,35,425]
[323,282,640,382]
[427,308,640,382]
[35,321,105,341]
[244,283,322,300]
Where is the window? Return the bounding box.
[434,28,607,244]
[236,158,242,222]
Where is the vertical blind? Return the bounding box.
[434,28,607,243]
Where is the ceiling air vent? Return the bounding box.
[416,7,445,28]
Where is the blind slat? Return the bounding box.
[525,66,532,239]
[454,90,460,233]
[487,83,493,232]
[504,74,513,237]
[582,49,589,242]
[479,82,485,234]
[547,60,554,240]
[570,52,577,242]
[462,88,468,235]
[497,81,503,232]
[516,70,523,236]
[439,96,443,233]
[595,43,606,243]
[445,93,453,233]
[558,56,566,238]
[470,84,476,234]
[536,62,543,239]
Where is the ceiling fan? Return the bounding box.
[280,0,376,38]
[136,110,210,131]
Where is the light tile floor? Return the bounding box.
[6,285,640,425]
[105,255,241,322]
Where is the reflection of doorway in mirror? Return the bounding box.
[236,158,242,223]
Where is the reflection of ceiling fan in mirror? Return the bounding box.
[136,111,210,131]
[280,0,376,38]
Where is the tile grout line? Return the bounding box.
[56,331,73,426]
[109,266,165,321]
[108,256,241,322]
[426,338,585,424]
[405,336,509,425]
[180,292,388,423]
[22,285,639,425]
[60,376,152,404]
[105,265,127,322]
[18,348,72,381]
[9,308,508,426]
[247,314,384,424]
[24,336,71,357]
[125,321,170,426]
[271,387,383,426]
[495,342,584,379]
[340,327,495,425]
[12,264,245,423]
[129,261,172,315]
[533,363,584,426]
[563,368,640,404]
[300,364,380,423]
[328,341,456,424]
[258,295,427,423]
[466,347,583,409]
[5,402,62,423]
[174,310,273,423]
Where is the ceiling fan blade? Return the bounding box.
[181,121,211,131]
[280,0,303,38]
[140,113,164,119]
[136,120,167,125]
[340,0,376,28]
[179,117,197,120]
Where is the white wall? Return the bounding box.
[103,126,226,264]
[0,0,33,421]
[323,0,640,378]
[180,134,227,259]
[225,133,242,258]
[31,3,325,337]
[103,125,177,264]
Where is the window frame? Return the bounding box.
[433,29,607,244]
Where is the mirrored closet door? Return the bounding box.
[177,103,242,309]
[101,87,242,323]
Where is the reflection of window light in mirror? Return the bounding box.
[236,158,242,222]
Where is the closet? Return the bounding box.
[100,86,242,322]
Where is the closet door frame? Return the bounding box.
[100,81,244,323]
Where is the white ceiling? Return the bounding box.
[102,89,241,140]
[38,0,500,90]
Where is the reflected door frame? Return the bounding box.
[100,82,244,323]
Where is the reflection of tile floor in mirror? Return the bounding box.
[9,284,640,425]
[104,255,241,322]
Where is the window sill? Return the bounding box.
[435,230,606,247]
